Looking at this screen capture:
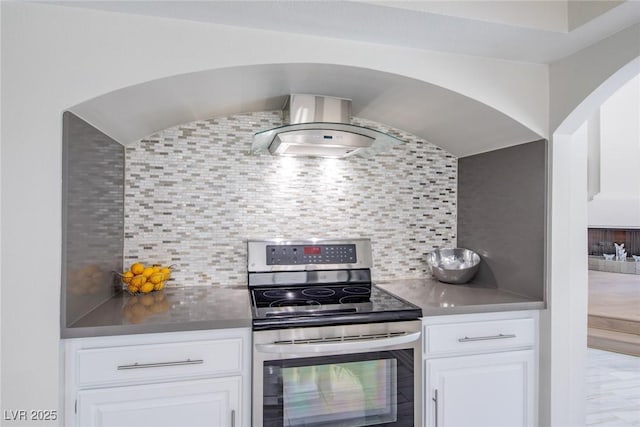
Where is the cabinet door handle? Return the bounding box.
[458,333,516,342]
[231,409,236,427]
[117,358,204,370]
[432,389,438,427]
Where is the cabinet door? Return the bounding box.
[426,350,535,427]
[77,377,241,427]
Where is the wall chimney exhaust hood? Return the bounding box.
[251,94,405,158]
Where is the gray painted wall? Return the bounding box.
[457,139,547,300]
[61,112,124,328]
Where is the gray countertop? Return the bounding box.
[377,277,545,315]
[62,286,253,338]
[62,278,545,339]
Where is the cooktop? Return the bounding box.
[250,284,421,330]
[247,239,422,330]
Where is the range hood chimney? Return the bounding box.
[251,94,404,158]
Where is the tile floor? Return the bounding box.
[587,348,640,426]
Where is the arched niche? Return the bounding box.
[67,63,542,158]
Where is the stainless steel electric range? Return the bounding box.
[248,239,422,427]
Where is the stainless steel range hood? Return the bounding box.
[251,94,404,158]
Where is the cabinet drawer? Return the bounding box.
[76,338,243,387]
[425,318,535,355]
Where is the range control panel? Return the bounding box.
[266,244,357,265]
[247,239,371,272]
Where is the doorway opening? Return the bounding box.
[551,60,639,427]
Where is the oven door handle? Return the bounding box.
[255,331,421,354]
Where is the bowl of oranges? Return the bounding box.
[120,263,172,294]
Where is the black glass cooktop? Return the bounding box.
[252,283,373,308]
[250,284,422,330]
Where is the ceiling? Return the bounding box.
[52,0,640,63]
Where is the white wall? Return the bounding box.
[0,0,3,414]
[588,75,640,228]
[546,127,589,427]
[586,109,601,201]
[0,2,548,424]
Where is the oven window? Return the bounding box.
[263,350,414,427]
[283,359,396,425]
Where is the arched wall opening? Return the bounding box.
[60,62,547,333]
[543,55,640,427]
[60,62,547,334]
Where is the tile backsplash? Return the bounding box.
[124,112,457,286]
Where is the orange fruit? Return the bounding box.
[142,267,154,278]
[131,263,145,275]
[140,283,154,294]
[149,273,164,285]
[153,281,164,291]
[122,271,134,284]
[130,274,147,288]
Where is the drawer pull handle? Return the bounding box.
[117,359,204,370]
[458,333,516,342]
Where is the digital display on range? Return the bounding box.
[266,244,357,265]
[303,246,321,255]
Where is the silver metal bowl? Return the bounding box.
[426,248,481,284]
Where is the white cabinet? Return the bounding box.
[423,311,538,427]
[427,349,535,427]
[77,377,240,427]
[64,328,250,427]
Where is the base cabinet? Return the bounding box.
[423,311,538,427]
[77,377,240,427]
[64,328,250,427]
[427,350,535,427]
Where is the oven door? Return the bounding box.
[253,320,422,427]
